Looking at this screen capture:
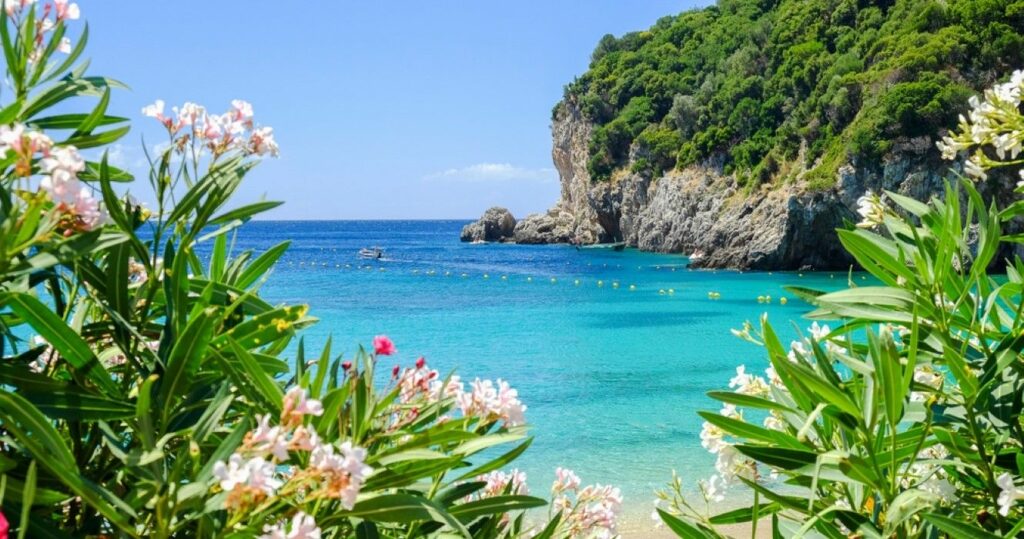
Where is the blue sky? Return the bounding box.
[83,1,708,219]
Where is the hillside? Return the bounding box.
[567,0,1024,189]
[467,0,1024,269]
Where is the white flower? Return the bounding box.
[729,365,769,397]
[39,146,86,198]
[308,440,373,509]
[553,467,581,493]
[998,473,1024,517]
[714,445,757,483]
[476,469,529,498]
[212,454,282,497]
[700,475,726,503]
[2,0,36,17]
[700,420,727,453]
[249,126,279,157]
[259,511,321,539]
[456,378,526,427]
[281,386,323,426]
[250,414,291,462]
[963,156,987,180]
[855,190,886,229]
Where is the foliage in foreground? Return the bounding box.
[657,72,1024,537]
[0,3,622,538]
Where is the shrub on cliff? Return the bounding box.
[656,71,1024,537]
[566,0,1024,185]
[0,4,620,537]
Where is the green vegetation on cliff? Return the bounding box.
[563,0,1024,187]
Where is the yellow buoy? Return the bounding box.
[612,282,620,289]
[551,278,557,284]
[668,288,675,295]
[501,275,508,280]
[445,271,451,276]
[757,295,766,303]
[658,289,666,295]
[765,295,771,303]
[527,277,533,282]
[780,297,788,305]
[483,273,489,279]
[629,284,636,291]
[574,279,581,286]
[461,273,468,278]
[597,280,604,287]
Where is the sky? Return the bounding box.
[81,1,710,220]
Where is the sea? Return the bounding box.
[228,220,851,524]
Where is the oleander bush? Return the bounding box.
[657,72,1024,537]
[0,3,624,538]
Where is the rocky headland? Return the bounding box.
[464,101,1018,270]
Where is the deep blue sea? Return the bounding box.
[227,220,850,518]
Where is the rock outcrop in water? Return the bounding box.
[500,101,1015,270]
[460,206,517,243]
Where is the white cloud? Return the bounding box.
[424,163,557,183]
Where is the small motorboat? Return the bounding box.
[581,241,626,252]
[358,247,384,259]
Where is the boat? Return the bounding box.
[581,242,626,252]
[358,247,384,259]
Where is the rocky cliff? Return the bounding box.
[510,102,1009,270]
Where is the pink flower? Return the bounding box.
[54,0,79,21]
[373,335,396,356]
[0,509,8,539]
[416,356,426,369]
[341,361,352,371]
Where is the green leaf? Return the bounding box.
[709,502,780,525]
[28,113,127,130]
[734,445,817,470]
[698,412,805,449]
[454,438,533,481]
[209,201,283,226]
[657,509,719,538]
[0,292,116,395]
[18,461,36,539]
[0,392,136,532]
[448,495,547,520]
[236,241,290,289]
[707,391,793,412]
[159,307,218,421]
[922,514,1000,539]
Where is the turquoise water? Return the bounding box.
[230,220,849,514]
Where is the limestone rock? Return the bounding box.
[460,207,517,243]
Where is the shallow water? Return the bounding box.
[227,220,852,515]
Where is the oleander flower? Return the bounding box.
[307,440,372,509]
[281,386,323,427]
[555,481,622,539]
[258,511,321,539]
[553,466,581,493]
[247,414,291,462]
[855,190,886,229]
[998,473,1024,517]
[2,0,36,17]
[39,146,86,196]
[213,454,283,510]
[728,365,769,397]
[456,378,526,427]
[54,0,79,21]
[372,335,396,356]
[475,469,529,499]
[396,360,440,403]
